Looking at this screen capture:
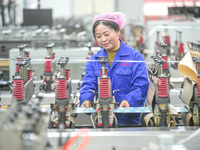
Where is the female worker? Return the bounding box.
[79,12,149,125]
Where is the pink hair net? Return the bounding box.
[93,12,126,30]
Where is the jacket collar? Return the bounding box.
[95,39,130,70]
[95,39,129,58]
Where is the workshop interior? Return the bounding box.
[1,0,200,150]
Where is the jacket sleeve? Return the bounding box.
[120,52,149,107]
[79,57,98,106]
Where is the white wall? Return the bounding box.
[40,0,72,18]
[74,0,114,16]
[14,0,144,25]
[118,0,144,20]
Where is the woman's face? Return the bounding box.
[95,23,120,51]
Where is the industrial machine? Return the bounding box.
[50,57,76,128]
[91,56,118,128]
[39,43,56,92]
[180,41,200,126]
[1,21,200,149]
[12,44,34,103]
[141,42,177,127]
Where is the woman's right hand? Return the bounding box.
[80,100,92,107]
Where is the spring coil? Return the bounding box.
[56,78,67,99]
[66,69,70,80]
[162,56,168,70]
[99,69,108,77]
[13,79,24,100]
[165,36,170,45]
[45,57,52,72]
[179,43,184,55]
[197,76,200,97]
[27,69,33,81]
[158,77,168,98]
[100,78,110,99]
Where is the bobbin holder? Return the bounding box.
[54,57,75,128]
[154,57,170,127]
[155,58,170,104]
[92,56,118,128]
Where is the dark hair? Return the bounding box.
[92,20,119,37]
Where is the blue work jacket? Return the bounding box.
[79,39,149,125]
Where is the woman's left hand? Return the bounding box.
[119,100,130,107]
